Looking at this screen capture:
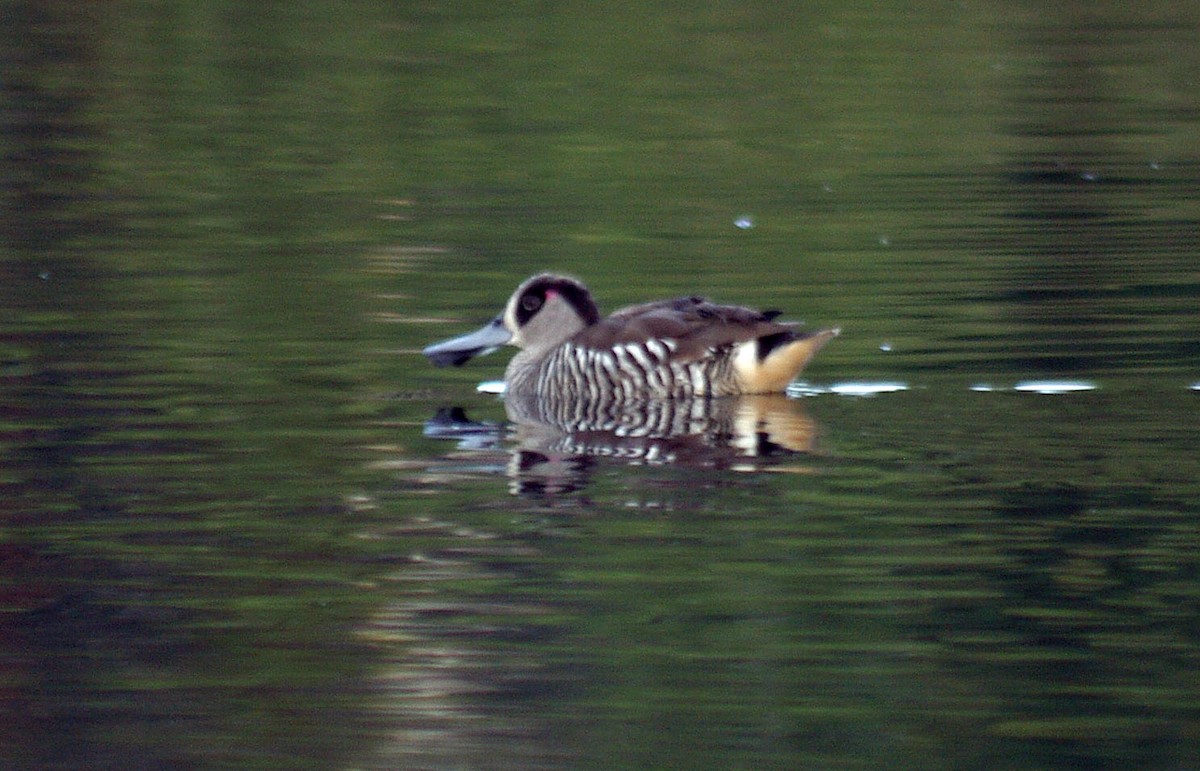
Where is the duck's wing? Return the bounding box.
[576,297,792,360]
[572,297,838,393]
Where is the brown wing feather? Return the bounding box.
[570,296,799,363]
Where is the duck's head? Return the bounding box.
[423,274,601,367]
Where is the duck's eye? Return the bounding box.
[521,294,543,312]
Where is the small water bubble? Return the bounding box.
[734,215,755,230]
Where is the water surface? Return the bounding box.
[2,1,1198,769]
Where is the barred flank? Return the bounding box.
[534,340,741,401]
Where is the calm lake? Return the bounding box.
[2,1,1199,769]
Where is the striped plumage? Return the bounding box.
[423,274,839,399]
[526,338,737,399]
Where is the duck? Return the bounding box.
[423,273,839,399]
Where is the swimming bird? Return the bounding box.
[423,273,838,398]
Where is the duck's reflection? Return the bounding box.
[425,394,824,494]
[362,394,825,766]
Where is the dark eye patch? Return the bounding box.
[515,290,545,324]
[513,276,601,328]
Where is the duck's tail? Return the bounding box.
[734,327,840,393]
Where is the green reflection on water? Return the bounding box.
[3,0,1200,769]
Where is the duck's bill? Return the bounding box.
[423,316,512,367]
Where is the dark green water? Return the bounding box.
[2,1,1198,768]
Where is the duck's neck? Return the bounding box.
[504,348,545,394]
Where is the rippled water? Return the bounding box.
[2,1,1199,769]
